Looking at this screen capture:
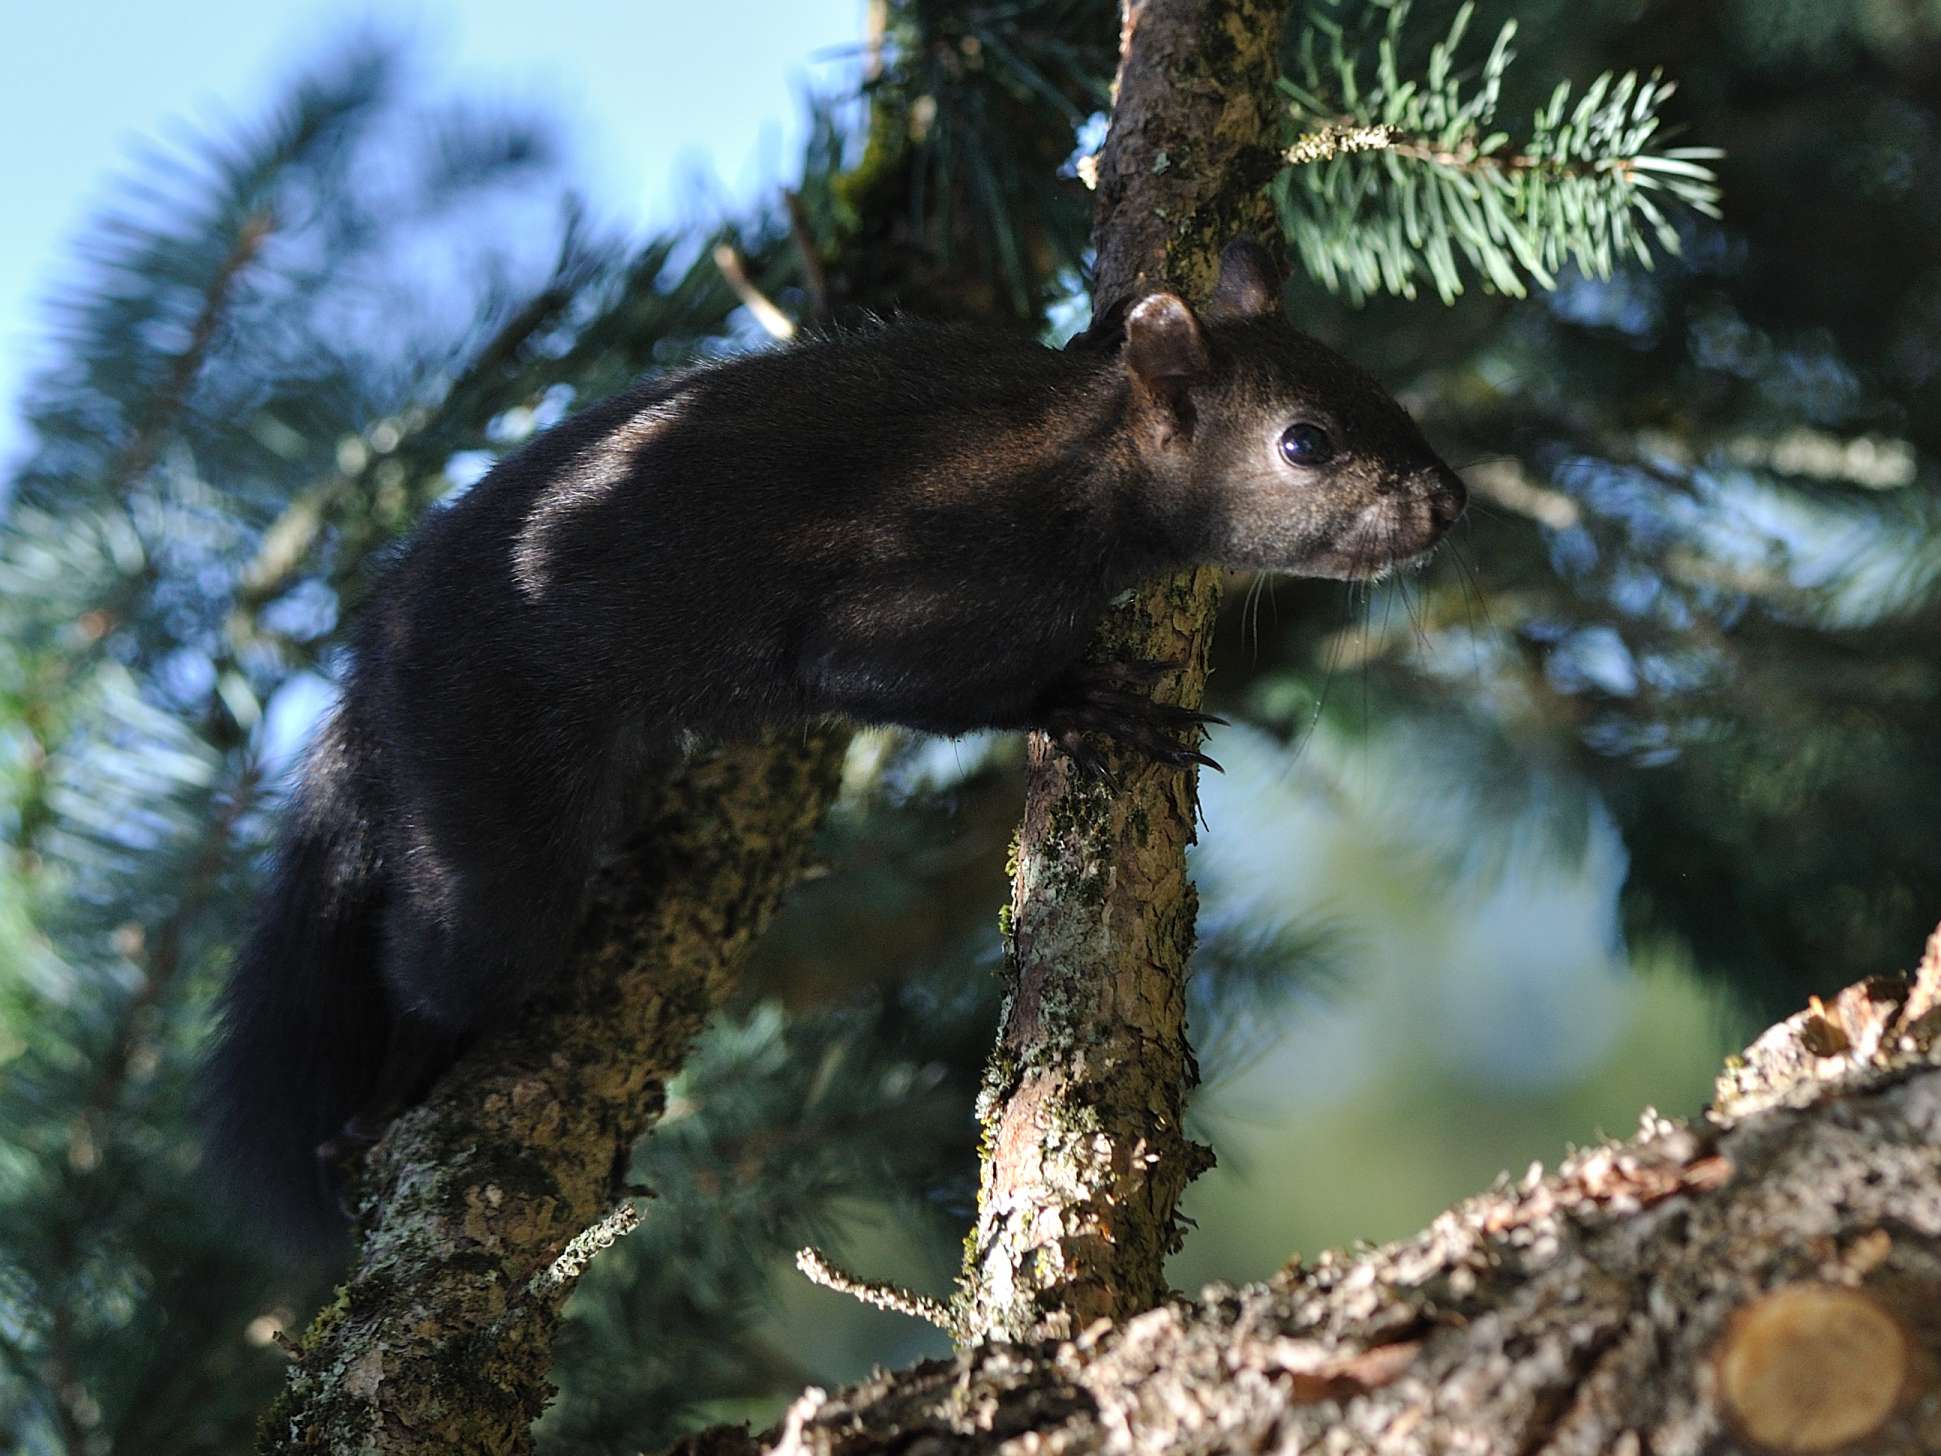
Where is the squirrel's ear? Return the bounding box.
[1203,238,1282,322]
[1123,293,1209,409]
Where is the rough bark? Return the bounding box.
[960,0,1289,1343]
[261,733,846,1455]
[681,928,1941,1456]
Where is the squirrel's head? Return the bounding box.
[1116,239,1466,580]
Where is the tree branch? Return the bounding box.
[677,927,1941,1454]
[262,733,847,1456]
[958,0,1287,1345]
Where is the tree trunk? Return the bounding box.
[960,0,1288,1346]
[679,931,1941,1456]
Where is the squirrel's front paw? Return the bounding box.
[1038,658,1224,786]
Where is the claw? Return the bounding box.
[1056,731,1119,792]
[1058,686,1224,729]
[1131,700,1228,731]
[1098,656,1188,687]
[1169,749,1224,773]
[1039,656,1223,785]
[316,1121,382,1219]
[316,1124,379,1173]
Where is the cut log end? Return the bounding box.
[1714,1283,1908,1453]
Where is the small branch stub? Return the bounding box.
[529,1200,642,1299]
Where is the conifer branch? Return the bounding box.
[104,209,274,498]
[82,760,257,1120]
[228,273,581,631]
[1278,0,1723,302]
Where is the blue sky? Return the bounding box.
[0,0,861,465]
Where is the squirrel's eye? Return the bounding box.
[1278,423,1334,467]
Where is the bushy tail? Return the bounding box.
[200,711,392,1257]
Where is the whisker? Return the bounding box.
[1450,526,1499,638]
[1360,546,1381,790]
[1457,497,1510,523]
[1397,570,1431,656]
[1445,542,1490,684]
[1280,572,1346,782]
[1242,572,1267,664]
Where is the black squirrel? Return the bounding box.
[201,241,1466,1248]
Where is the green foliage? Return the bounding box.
[1243,0,1941,1009]
[0,45,786,1455]
[839,0,1114,316]
[543,992,976,1449]
[1277,0,1721,301]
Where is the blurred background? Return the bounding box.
[2,1,1937,1452]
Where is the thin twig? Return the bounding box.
[711,242,797,340]
[1286,121,1640,181]
[796,1247,962,1337]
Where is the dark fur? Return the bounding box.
[201,245,1465,1250]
